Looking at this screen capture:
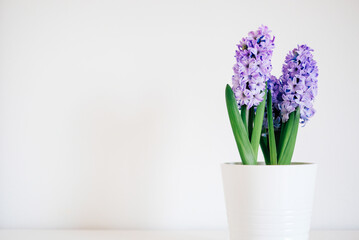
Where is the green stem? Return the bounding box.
[241,105,248,134]
[277,111,295,160]
[248,107,255,141]
[260,134,270,165]
[278,108,300,165]
[267,90,277,165]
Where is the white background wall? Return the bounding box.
[0,0,358,229]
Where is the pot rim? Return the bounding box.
[222,162,316,167]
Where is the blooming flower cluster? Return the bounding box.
[227,27,319,165]
[232,25,275,109]
[278,45,318,124]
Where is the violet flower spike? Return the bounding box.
[232,25,275,109]
[279,45,318,125]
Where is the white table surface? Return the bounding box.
[0,230,358,240]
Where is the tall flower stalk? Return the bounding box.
[226,26,275,165]
[226,27,318,165]
[261,45,318,165]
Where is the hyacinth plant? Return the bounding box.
[225,26,318,165]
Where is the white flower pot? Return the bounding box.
[221,162,317,240]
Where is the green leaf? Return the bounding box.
[266,89,277,165]
[278,108,300,165]
[225,85,256,165]
[250,89,267,161]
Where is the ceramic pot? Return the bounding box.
[221,162,317,240]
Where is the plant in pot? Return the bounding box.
[222,26,318,240]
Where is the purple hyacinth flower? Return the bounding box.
[279,45,318,125]
[232,25,275,109]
